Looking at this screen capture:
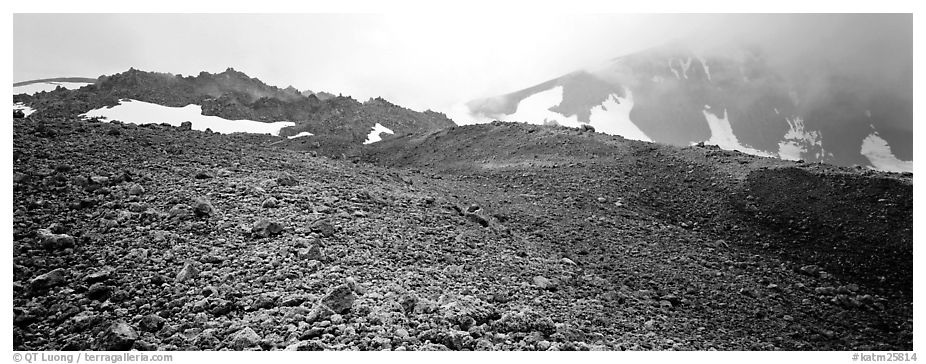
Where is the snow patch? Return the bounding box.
[861,128,912,173]
[80,99,294,136]
[701,106,773,157]
[503,86,651,142]
[506,86,581,126]
[13,102,36,117]
[363,123,395,144]
[287,131,314,139]
[774,108,779,115]
[776,117,822,161]
[14,82,91,95]
[588,91,652,142]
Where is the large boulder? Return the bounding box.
[275,172,298,186]
[175,261,199,283]
[97,321,138,351]
[229,327,261,350]
[251,219,284,238]
[319,284,357,314]
[30,268,68,291]
[309,219,335,237]
[36,229,75,250]
[192,198,214,217]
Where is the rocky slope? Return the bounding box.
[13,68,455,153]
[13,116,912,351]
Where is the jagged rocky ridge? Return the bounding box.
[13,68,455,155]
[14,115,912,351]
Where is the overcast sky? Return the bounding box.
[13,13,912,119]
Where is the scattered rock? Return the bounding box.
[276,172,298,186]
[799,265,821,276]
[127,184,145,196]
[86,282,112,300]
[179,121,193,130]
[229,327,261,350]
[533,276,556,290]
[285,340,327,351]
[261,197,279,208]
[192,198,214,217]
[465,213,490,227]
[168,204,193,220]
[175,261,199,283]
[440,295,497,330]
[37,229,75,250]
[494,307,555,336]
[84,269,112,284]
[310,219,335,237]
[138,314,166,332]
[251,219,284,238]
[319,284,356,314]
[296,245,324,261]
[98,321,138,351]
[30,268,67,290]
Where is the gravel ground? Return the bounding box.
[13,118,912,351]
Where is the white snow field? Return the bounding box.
[363,123,395,144]
[80,99,294,136]
[860,129,912,173]
[504,86,652,142]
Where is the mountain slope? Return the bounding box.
[13,68,455,154]
[466,45,912,172]
[14,117,913,351]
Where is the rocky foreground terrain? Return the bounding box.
[13,117,912,351]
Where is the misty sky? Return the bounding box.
[13,13,912,119]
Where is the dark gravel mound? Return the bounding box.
[742,167,912,296]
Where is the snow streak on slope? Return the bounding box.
[668,60,681,79]
[363,123,395,144]
[81,99,295,136]
[588,92,652,142]
[287,132,314,139]
[702,106,773,157]
[777,117,823,161]
[679,57,693,79]
[13,102,36,117]
[13,82,91,95]
[503,86,652,142]
[698,56,711,81]
[861,128,913,173]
